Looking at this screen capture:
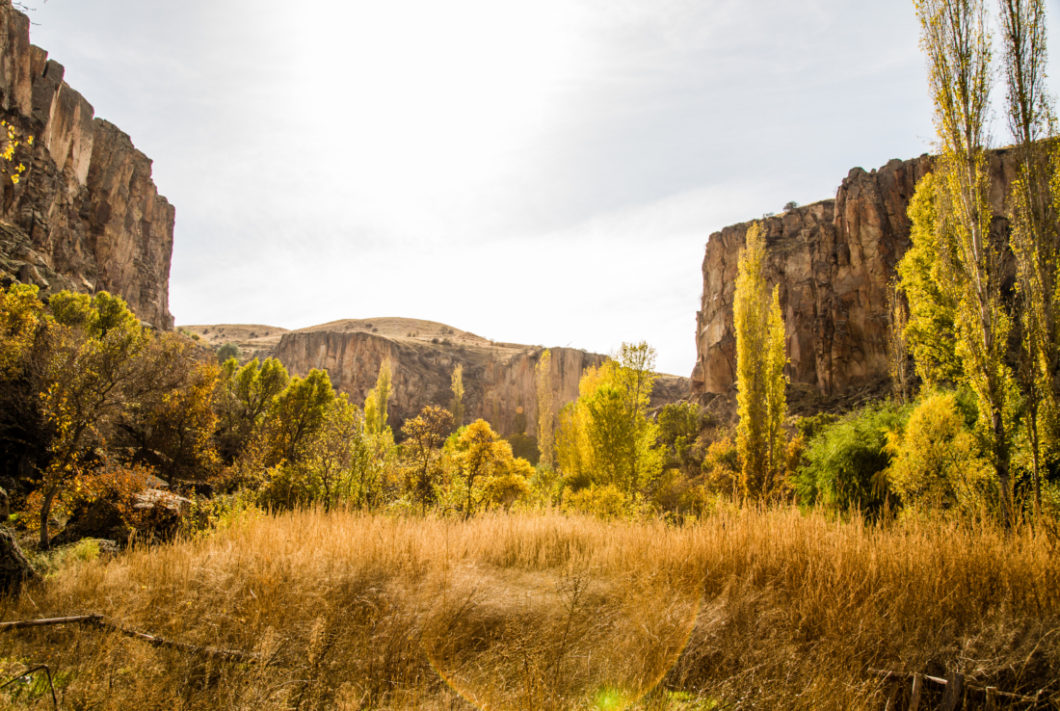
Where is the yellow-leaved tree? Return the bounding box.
[446,419,531,517]
[401,405,454,514]
[897,173,963,388]
[885,392,992,516]
[0,119,31,186]
[450,364,465,428]
[360,359,396,506]
[364,359,392,437]
[1000,0,1060,518]
[734,222,787,500]
[0,283,42,378]
[911,0,1016,521]
[554,342,662,510]
[535,349,554,470]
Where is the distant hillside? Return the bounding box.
[179,324,290,362]
[181,318,690,437]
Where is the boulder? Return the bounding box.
[54,487,192,547]
[131,488,191,542]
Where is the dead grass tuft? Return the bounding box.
[0,508,1057,710]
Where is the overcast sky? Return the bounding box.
[22,1,1060,376]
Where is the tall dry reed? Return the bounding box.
[0,507,1057,710]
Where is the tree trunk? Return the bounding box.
[39,485,56,550]
[993,412,1014,526]
[1027,401,1043,522]
[1,526,36,596]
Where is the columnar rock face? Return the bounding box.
[272,329,602,436]
[186,318,690,437]
[0,1,174,328]
[692,151,1019,407]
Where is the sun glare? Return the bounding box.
[291,1,585,194]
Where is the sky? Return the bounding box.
[19,0,1060,376]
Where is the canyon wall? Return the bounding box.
[272,329,602,436]
[185,318,690,437]
[272,331,687,437]
[692,151,1019,408]
[0,1,174,328]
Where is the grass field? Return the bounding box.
[1,508,1058,710]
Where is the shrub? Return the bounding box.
[216,342,240,363]
[563,483,628,519]
[649,469,713,521]
[702,435,739,497]
[796,401,909,514]
[481,469,533,511]
[256,462,316,510]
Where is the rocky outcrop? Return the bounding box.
[0,0,174,328]
[692,151,1019,408]
[186,318,690,437]
[274,329,601,436]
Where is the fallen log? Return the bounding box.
[0,614,260,664]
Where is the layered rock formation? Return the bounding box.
[185,318,690,437]
[0,1,174,328]
[692,151,1019,408]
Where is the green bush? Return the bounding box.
[796,401,909,514]
[216,342,240,363]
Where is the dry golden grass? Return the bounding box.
[1,508,1058,710]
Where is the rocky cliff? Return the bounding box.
[692,151,1020,408]
[0,1,174,328]
[185,318,690,437]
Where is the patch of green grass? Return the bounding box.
[662,690,722,709]
[27,537,104,577]
[0,659,74,707]
[591,685,634,710]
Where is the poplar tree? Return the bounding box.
[535,349,554,469]
[364,359,392,436]
[914,0,1016,521]
[888,280,913,403]
[450,364,465,428]
[898,174,963,388]
[734,223,788,499]
[1000,0,1058,518]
